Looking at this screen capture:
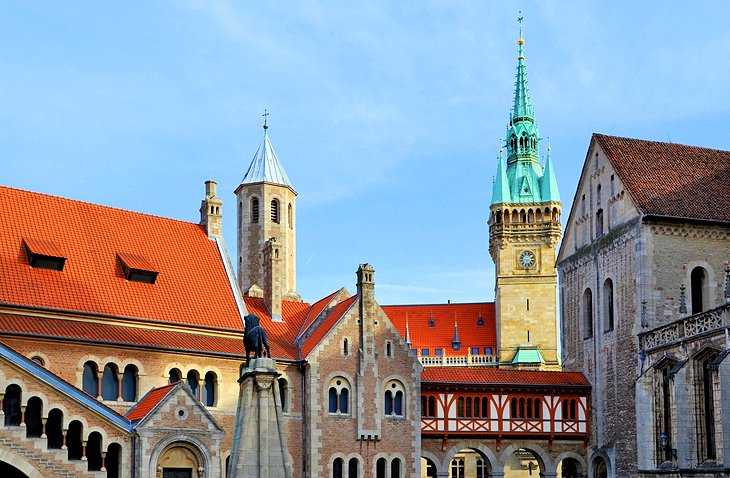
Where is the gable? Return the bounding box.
[130,383,223,433]
[558,136,641,263]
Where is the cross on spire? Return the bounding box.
[262,109,270,130]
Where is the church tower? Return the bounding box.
[236,115,299,314]
[489,21,562,370]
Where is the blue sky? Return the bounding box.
[2,2,729,305]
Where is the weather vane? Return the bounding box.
[262,109,270,130]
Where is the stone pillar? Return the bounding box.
[228,358,291,478]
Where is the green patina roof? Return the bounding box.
[490,22,560,207]
[511,346,545,365]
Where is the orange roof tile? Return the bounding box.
[0,186,242,329]
[243,296,310,360]
[382,303,496,356]
[23,238,65,258]
[117,251,156,272]
[301,295,357,358]
[0,313,246,356]
[126,382,179,421]
[297,290,340,339]
[422,367,590,387]
[593,134,730,223]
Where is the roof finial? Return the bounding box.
[262,109,270,132]
[517,11,525,59]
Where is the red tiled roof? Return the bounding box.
[594,134,730,223]
[0,186,242,329]
[297,290,340,339]
[422,367,590,387]
[382,303,496,356]
[117,252,156,272]
[23,238,64,258]
[0,313,246,355]
[301,295,357,358]
[126,382,179,421]
[244,296,310,360]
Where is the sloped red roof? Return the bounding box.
[382,303,496,356]
[297,290,340,339]
[422,367,590,387]
[23,238,65,258]
[0,313,245,355]
[301,295,357,358]
[594,134,730,223]
[126,382,179,421]
[0,186,242,329]
[244,296,310,360]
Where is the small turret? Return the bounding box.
[200,180,223,239]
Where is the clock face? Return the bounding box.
[519,250,536,268]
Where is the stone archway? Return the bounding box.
[156,442,205,478]
[0,461,30,478]
[591,456,608,478]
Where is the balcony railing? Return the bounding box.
[639,304,730,352]
[417,352,496,367]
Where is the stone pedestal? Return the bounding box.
[228,358,292,478]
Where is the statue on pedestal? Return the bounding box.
[243,313,271,367]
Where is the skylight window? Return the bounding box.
[118,252,158,284]
[23,238,66,271]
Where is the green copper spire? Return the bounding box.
[490,14,560,207]
[491,149,511,204]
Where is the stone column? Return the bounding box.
[228,358,291,478]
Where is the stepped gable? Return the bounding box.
[0,186,243,329]
[244,296,310,360]
[300,295,358,358]
[0,313,245,356]
[382,302,496,356]
[593,133,730,223]
[422,366,590,388]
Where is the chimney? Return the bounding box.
[199,180,223,239]
[263,238,282,321]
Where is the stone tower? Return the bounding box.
[236,118,299,311]
[488,23,562,370]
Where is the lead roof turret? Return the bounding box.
[240,116,294,191]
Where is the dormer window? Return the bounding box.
[24,238,66,271]
[118,252,158,284]
[477,314,484,326]
[428,316,435,328]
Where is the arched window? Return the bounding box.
[121,364,137,402]
[83,361,99,397]
[46,408,64,449]
[457,397,465,417]
[3,384,21,426]
[583,288,593,338]
[203,371,217,407]
[391,458,401,478]
[451,458,465,478]
[328,377,350,414]
[603,279,614,332]
[476,458,489,478]
[86,431,103,471]
[271,199,280,223]
[187,370,200,399]
[466,397,472,417]
[251,197,259,223]
[101,363,119,401]
[169,368,181,384]
[25,396,43,438]
[597,184,602,205]
[343,339,348,356]
[332,457,343,478]
[278,378,288,412]
[376,458,386,478]
[696,350,719,461]
[106,443,122,478]
[288,203,293,229]
[348,458,359,478]
[67,420,84,460]
[31,356,44,366]
[691,266,708,314]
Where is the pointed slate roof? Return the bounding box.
[490,152,511,204]
[240,129,294,190]
[539,148,560,202]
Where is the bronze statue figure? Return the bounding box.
[243,313,271,366]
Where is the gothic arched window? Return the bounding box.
[691,266,708,314]
[603,279,614,332]
[583,288,593,338]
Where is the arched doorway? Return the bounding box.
[449,448,492,478]
[503,448,543,478]
[592,456,608,478]
[557,457,583,478]
[0,461,30,478]
[157,442,204,478]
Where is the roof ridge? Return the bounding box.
[594,133,730,154]
[0,185,204,228]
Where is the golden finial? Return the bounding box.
[547,146,551,152]
[499,148,503,153]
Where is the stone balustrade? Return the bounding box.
[639,304,730,352]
